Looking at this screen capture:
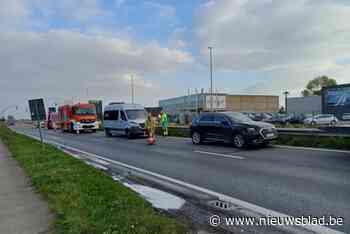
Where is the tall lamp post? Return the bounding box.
[131,75,135,104]
[208,46,214,111]
[283,91,290,113]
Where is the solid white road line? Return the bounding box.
[194,150,245,160]
[13,129,345,234]
[275,145,350,154]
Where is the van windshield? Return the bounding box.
[126,110,146,120]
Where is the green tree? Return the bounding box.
[302,76,337,96]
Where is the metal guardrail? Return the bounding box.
[274,127,350,137]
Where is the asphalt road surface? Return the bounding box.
[13,126,350,233]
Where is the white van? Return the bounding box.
[103,102,147,138]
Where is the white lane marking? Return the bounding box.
[85,162,108,171]
[275,145,350,154]
[12,129,346,234]
[91,158,110,166]
[194,150,245,160]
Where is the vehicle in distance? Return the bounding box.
[57,103,99,133]
[47,107,57,129]
[303,114,338,125]
[103,102,147,138]
[342,113,350,121]
[265,113,292,125]
[191,112,278,148]
[242,112,272,122]
[6,115,15,126]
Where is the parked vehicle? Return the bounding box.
[287,113,307,124]
[265,113,291,125]
[57,103,99,133]
[6,115,15,126]
[242,112,272,122]
[303,114,338,125]
[342,113,350,121]
[47,107,57,129]
[190,112,278,148]
[103,103,147,138]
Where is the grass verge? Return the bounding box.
[0,125,187,234]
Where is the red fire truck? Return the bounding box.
[57,103,99,133]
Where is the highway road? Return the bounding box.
[13,126,350,233]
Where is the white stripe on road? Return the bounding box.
[194,150,245,160]
[91,158,110,166]
[12,129,346,234]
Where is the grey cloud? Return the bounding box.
[195,0,350,95]
[0,30,193,117]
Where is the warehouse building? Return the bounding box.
[159,93,279,114]
[286,96,322,115]
[322,83,350,119]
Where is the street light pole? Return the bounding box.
[195,88,199,115]
[283,91,290,113]
[208,46,213,112]
[131,75,135,104]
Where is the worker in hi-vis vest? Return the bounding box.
[159,111,169,136]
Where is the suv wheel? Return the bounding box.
[125,129,133,139]
[233,134,245,148]
[330,120,336,126]
[192,132,201,145]
[105,128,112,137]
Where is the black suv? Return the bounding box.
[190,112,278,148]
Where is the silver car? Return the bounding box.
[303,114,338,125]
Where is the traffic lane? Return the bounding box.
[15,127,350,232]
[18,127,350,195]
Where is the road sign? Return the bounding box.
[28,98,46,149]
[28,99,46,121]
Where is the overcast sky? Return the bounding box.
[1,0,350,118]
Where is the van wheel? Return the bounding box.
[105,128,112,137]
[192,132,202,145]
[233,134,245,148]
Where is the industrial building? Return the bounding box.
[287,96,322,115]
[159,93,279,114]
[322,83,350,119]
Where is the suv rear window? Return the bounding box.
[214,115,226,122]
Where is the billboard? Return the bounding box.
[323,84,350,119]
[28,99,46,121]
[205,95,226,110]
